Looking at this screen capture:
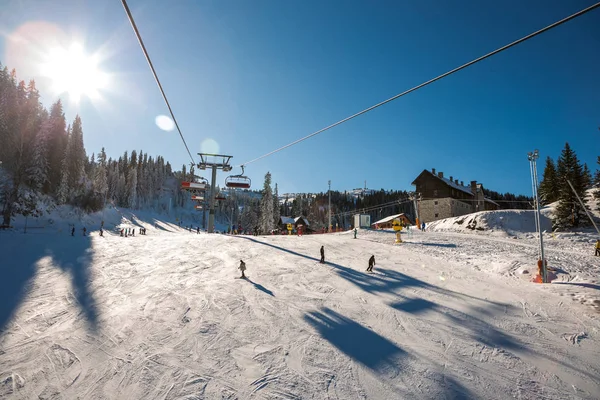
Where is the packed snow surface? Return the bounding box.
[425,209,553,237]
[1,218,600,399]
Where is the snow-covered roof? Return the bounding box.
[437,174,474,196]
[484,198,500,207]
[280,216,295,225]
[413,170,474,196]
[294,216,309,226]
[372,213,409,225]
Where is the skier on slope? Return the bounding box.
[71,226,75,236]
[367,255,376,272]
[353,228,357,239]
[320,246,325,264]
[239,260,247,279]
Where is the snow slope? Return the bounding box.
[1,224,599,399]
[425,210,552,238]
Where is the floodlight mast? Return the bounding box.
[527,149,546,283]
[198,153,232,233]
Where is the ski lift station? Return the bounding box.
[353,214,371,229]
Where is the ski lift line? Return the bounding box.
[331,198,414,218]
[239,2,600,168]
[120,0,196,166]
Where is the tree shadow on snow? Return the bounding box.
[235,236,509,313]
[552,282,600,291]
[303,307,407,373]
[244,278,274,297]
[0,232,99,333]
[303,307,474,399]
[405,242,458,248]
[389,294,600,385]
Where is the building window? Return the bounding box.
[435,213,439,218]
[434,201,438,205]
[433,190,438,197]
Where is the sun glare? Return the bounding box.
[41,43,108,103]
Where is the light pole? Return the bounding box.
[328,180,331,233]
[528,150,546,283]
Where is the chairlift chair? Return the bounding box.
[225,166,251,189]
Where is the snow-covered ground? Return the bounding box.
[1,215,600,399]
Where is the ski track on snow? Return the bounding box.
[0,227,599,399]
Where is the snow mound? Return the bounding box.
[426,210,552,237]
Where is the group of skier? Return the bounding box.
[119,227,147,237]
[238,246,376,279]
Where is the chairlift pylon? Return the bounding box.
[225,166,251,189]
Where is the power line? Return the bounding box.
[241,2,600,167]
[121,0,196,165]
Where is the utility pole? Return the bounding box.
[198,153,232,233]
[328,180,331,233]
[528,150,546,283]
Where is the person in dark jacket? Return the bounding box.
[367,255,376,272]
[239,260,247,278]
[320,246,325,264]
[71,227,75,236]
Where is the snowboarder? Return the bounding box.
[353,228,357,239]
[421,221,426,231]
[82,227,87,236]
[595,240,600,256]
[71,227,75,236]
[320,246,325,264]
[197,226,200,234]
[239,260,247,279]
[99,228,103,237]
[367,255,376,272]
[132,228,135,236]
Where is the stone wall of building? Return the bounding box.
[420,198,473,223]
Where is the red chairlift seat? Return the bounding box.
[225,166,251,189]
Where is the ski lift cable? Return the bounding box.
[239,2,600,168]
[121,0,196,166]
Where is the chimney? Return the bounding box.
[470,180,477,194]
[431,168,436,175]
[461,180,464,186]
[438,171,444,179]
[450,176,453,183]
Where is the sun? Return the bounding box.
[40,43,108,103]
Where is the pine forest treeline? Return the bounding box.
[0,63,174,225]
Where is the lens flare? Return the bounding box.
[201,138,220,154]
[155,115,175,131]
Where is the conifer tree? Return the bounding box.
[259,172,274,234]
[555,142,586,228]
[273,183,280,227]
[538,156,559,204]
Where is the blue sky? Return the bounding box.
[1,0,599,196]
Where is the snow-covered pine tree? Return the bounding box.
[273,183,280,227]
[117,172,127,207]
[555,142,587,228]
[582,163,592,189]
[538,156,559,205]
[57,154,70,205]
[66,116,86,196]
[259,172,274,234]
[128,166,138,209]
[45,100,68,195]
[94,147,108,199]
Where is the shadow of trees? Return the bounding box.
[1,232,98,333]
